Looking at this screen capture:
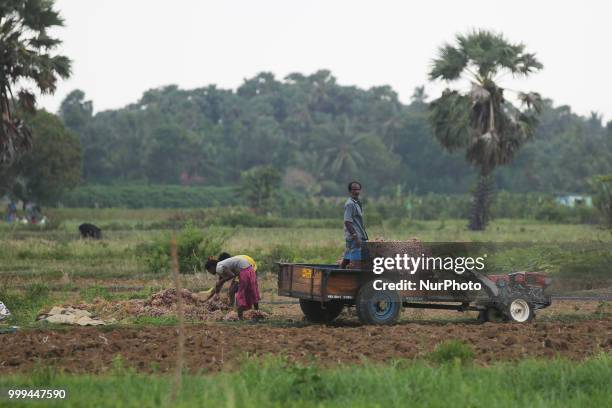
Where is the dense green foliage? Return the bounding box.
[240,165,281,213]
[0,0,71,165]
[0,110,81,204]
[55,186,599,225]
[1,355,610,407]
[59,184,239,208]
[590,175,612,227]
[59,71,612,196]
[137,223,229,274]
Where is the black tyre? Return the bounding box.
[355,279,401,325]
[505,297,534,323]
[478,307,507,323]
[299,299,344,323]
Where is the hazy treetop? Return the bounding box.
[40,0,611,120]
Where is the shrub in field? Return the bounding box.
[59,184,240,208]
[240,166,281,214]
[590,175,612,228]
[571,205,599,224]
[535,201,571,222]
[25,283,51,300]
[214,210,292,228]
[428,340,474,365]
[138,224,228,274]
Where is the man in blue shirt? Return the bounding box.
[341,181,368,268]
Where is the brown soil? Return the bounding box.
[1,317,610,374]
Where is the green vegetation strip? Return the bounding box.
[0,354,610,407]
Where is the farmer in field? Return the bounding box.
[217,252,258,308]
[341,181,369,268]
[204,255,260,319]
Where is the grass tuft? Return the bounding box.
[427,340,475,365]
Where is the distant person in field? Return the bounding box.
[6,201,17,223]
[204,254,260,319]
[341,181,368,268]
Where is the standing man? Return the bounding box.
[341,181,368,268]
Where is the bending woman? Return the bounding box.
[204,255,261,319]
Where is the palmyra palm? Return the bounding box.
[429,30,543,230]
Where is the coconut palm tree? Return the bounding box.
[323,117,366,178]
[0,0,71,165]
[429,30,543,230]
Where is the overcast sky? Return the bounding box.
[39,0,611,122]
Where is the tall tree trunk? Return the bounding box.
[469,170,493,231]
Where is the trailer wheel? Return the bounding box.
[478,307,507,323]
[299,299,344,323]
[356,279,401,325]
[505,297,534,323]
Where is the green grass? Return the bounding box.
[0,283,52,325]
[0,354,610,407]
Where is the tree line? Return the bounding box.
[59,71,611,198]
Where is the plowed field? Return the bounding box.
[2,309,609,374]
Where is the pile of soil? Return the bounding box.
[68,289,262,322]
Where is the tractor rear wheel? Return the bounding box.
[299,299,344,323]
[356,279,401,325]
[505,297,534,323]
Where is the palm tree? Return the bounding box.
[323,117,365,178]
[0,1,71,165]
[411,86,428,104]
[429,30,543,230]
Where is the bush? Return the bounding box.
[59,184,240,208]
[535,201,570,222]
[138,223,229,274]
[214,210,292,228]
[590,175,612,228]
[428,340,474,365]
[240,166,281,214]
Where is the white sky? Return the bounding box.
[38,0,611,122]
